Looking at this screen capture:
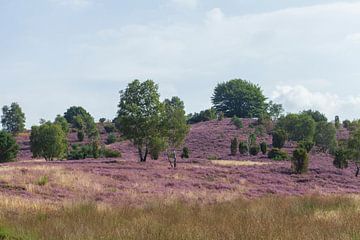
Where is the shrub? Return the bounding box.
[231,116,243,129]
[333,148,348,169]
[260,142,267,154]
[239,141,248,155]
[187,108,217,124]
[91,140,100,159]
[99,118,106,124]
[181,147,190,159]
[335,116,340,129]
[292,148,309,174]
[106,133,117,145]
[77,131,85,142]
[102,148,121,158]
[298,140,314,153]
[272,129,287,149]
[268,148,288,161]
[248,133,257,146]
[276,113,316,142]
[104,123,116,133]
[207,155,219,160]
[0,131,18,162]
[249,145,260,156]
[314,122,336,152]
[36,176,49,186]
[217,112,224,121]
[148,137,165,160]
[54,115,69,134]
[230,138,238,156]
[343,120,351,129]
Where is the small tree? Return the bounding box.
[268,148,288,161]
[181,147,190,159]
[249,145,260,156]
[148,136,165,160]
[30,122,68,161]
[54,115,69,134]
[333,148,348,169]
[292,148,309,174]
[0,131,18,162]
[314,121,336,152]
[298,140,314,153]
[231,116,243,129]
[276,113,316,142]
[335,116,340,129]
[230,138,238,156]
[260,142,267,154]
[77,131,85,142]
[272,129,287,149]
[239,141,248,155]
[1,103,26,135]
[106,133,117,145]
[343,120,351,130]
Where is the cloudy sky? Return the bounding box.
[1,0,360,127]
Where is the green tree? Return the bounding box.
[64,106,98,138]
[272,129,287,149]
[314,121,337,152]
[266,101,284,120]
[277,113,316,142]
[212,79,266,118]
[301,109,327,123]
[54,115,69,134]
[187,108,217,124]
[0,131,18,162]
[335,116,340,129]
[30,122,68,161]
[1,103,26,135]
[292,148,309,174]
[230,138,238,156]
[116,79,163,162]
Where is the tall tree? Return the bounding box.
[0,131,19,162]
[212,79,266,118]
[1,103,26,135]
[116,79,162,162]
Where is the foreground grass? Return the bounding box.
[1,195,360,240]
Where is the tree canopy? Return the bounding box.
[212,79,267,118]
[0,131,18,162]
[1,103,26,135]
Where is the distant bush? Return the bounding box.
[231,116,243,129]
[248,133,257,146]
[276,113,316,142]
[260,142,267,154]
[239,141,248,155]
[104,122,116,133]
[77,131,85,142]
[67,141,103,160]
[254,126,265,137]
[54,115,69,134]
[333,148,348,169]
[181,147,190,159]
[314,121,336,152]
[0,131,18,162]
[99,118,106,124]
[217,112,224,121]
[335,116,340,129]
[106,133,117,145]
[298,140,314,153]
[268,148,288,161]
[36,175,49,186]
[272,129,287,149]
[301,109,327,123]
[230,138,238,156]
[102,148,121,158]
[249,145,260,156]
[187,108,217,124]
[292,148,309,174]
[148,137,165,160]
[343,120,350,129]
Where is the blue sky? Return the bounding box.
[1,0,360,127]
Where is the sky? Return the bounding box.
[1,0,360,127]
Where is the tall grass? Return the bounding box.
[0,195,360,240]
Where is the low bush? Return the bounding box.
[104,123,116,133]
[333,148,348,169]
[102,148,121,158]
[292,148,309,174]
[272,129,287,149]
[298,140,314,153]
[260,142,267,154]
[231,116,243,129]
[77,131,84,142]
[249,145,260,156]
[181,147,190,159]
[106,133,117,145]
[0,131,18,163]
[239,141,248,155]
[230,138,238,156]
[268,148,288,161]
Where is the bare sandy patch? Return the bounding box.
[211,160,271,167]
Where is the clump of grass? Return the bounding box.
[36,176,49,186]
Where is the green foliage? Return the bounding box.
[248,133,257,146]
[249,145,260,156]
[268,148,288,161]
[54,115,69,134]
[239,141,248,155]
[276,113,316,142]
[103,122,116,133]
[36,175,49,186]
[64,106,98,139]
[230,138,238,156]
[333,148,348,169]
[231,116,243,129]
[314,121,336,152]
[298,140,314,153]
[0,131,18,162]
[30,122,68,161]
[292,148,309,174]
[260,142,267,154]
[181,147,190,159]
[272,129,287,149]
[343,120,350,129]
[266,101,284,120]
[1,102,26,135]
[212,79,267,118]
[187,108,217,124]
[148,136,165,160]
[301,109,327,123]
[99,118,106,124]
[102,148,121,158]
[335,116,340,129]
[77,131,84,142]
[106,133,117,145]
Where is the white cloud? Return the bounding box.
[50,0,91,8]
[170,0,198,9]
[272,85,360,120]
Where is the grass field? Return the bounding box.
[0,195,360,240]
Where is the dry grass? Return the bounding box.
[211,160,272,166]
[0,195,359,239]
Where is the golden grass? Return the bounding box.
[211,160,272,166]
[0,195,359,240]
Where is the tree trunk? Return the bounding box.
[173,150,177,169]
[356,163,360,177]
[138,146,147,162]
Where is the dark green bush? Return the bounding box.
[272,129,287,149]
[104,123,116,133]
[335,116,340,129]
[230,138,238,156]
[343,120,350,129]
[268,148,288,161]
[292,148,309,174]
[106,133,117,145]
[102,148,121,158]
[0,131,18,162]
[239,141,248,155]
[181,147,190,159]
[249,145,260,156]
[260,142,267,154]
[99,118,106,124]
[148,137,165,160]
[231,116,243,129]
[298,140,314,153]
[77,131,84,142]
[333,148,348,169]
